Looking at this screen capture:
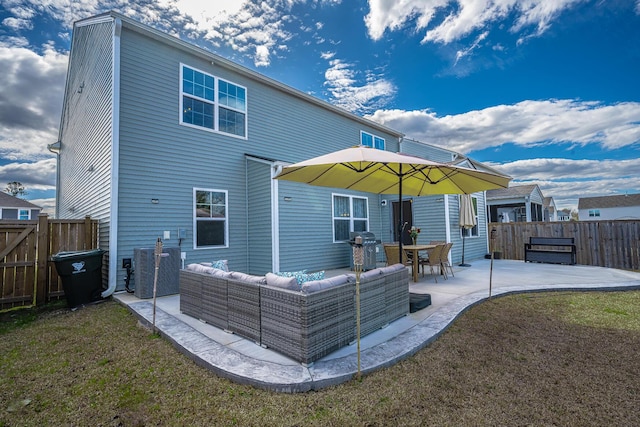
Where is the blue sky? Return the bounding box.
[1,0,639,214]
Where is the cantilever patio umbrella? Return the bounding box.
[274,145,511,261]
[274,145,510,378]
[459,194,477,267]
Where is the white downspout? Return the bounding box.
[103,17,122,298]
[271,164,282,273]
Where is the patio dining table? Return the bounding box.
[403,244,436,282]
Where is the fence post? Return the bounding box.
[84,215,93,249]
[35,213,49,305]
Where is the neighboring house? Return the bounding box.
[0,192,41,220]
[578,194,640,220]
[557,208,572,221]
[486,184,547,223]
[543,197,558,222]
[53,11,498,295]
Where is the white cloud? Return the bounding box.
[324,58,396,114]
[481,158,640,210]
[2,17,33,31]
[0,44,68,160]
[365,0,583,44]
[368,100,640,153]
[0,158,56,191]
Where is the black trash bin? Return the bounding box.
[51,249,105,309]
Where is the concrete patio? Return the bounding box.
[114,259,640,393]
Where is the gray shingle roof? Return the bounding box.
[578,194,640,209]
[0,192,42,209]
[486,184,539,200]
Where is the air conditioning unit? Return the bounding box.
[133,246,181,299]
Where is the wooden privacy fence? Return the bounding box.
[0,214,99,310]
[490,220,640,271]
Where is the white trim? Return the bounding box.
[444,194,451,243]
[179,63,248,140]
[271,164,281,272]
[332,193,370,243]
[193,188,229,249]
[104,18,122,298]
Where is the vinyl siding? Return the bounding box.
[115,25,400,277]
[401,139,456,163]
[56,20,114,253]
[246,158,273,275]
[277,182,381,271]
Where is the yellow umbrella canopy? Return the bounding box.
[274,145,511,262]
[274,146,511,196]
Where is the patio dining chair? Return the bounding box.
[383,244,413,275]
[439,242,454,279]
[419,244,445,283]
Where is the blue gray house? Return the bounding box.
[0,192,41,220]
[53,11,495,295]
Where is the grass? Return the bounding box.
[1,291,639,426]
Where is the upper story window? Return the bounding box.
[333,194,369,242]
[19,209,30,220]
[181,65,247,138]
[194,188,228,248]
[588,209,600,217]
[361,131,385,149]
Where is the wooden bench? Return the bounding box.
[524,237,576,265]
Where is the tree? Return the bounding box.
[5,181,27,197]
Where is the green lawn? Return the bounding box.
[1,291,639,426]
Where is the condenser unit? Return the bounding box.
[133,246,181,299]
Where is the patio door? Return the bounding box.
[392,200,413,245]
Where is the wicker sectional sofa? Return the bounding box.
[179,263,410,364]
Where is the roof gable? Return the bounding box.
[0,192,42,209]
[486,184,540,200]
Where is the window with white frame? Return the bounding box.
[181,65,247,138]
[460,195,479,237]
[19,209,29,220]
[194,189,228,248]
[333,194,369,242]
[588,209,600,217]
[360,131,385,149]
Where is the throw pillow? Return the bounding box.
[211,259,229,272]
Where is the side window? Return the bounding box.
[19,209,30,220]
[360,131,385,149]
[333,194,369,242]
[588,209,600,217]
[194,189,228,248]
[181,65,247,138]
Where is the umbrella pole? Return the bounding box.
[398,165,403,263]
[459,232,468,267]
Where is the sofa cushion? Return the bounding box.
[301,274,349,293]
[378,264,406,274]
[265,272,299,290]
[361,269,383,280]
[186,263,215,274]
[230,271,265,284]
